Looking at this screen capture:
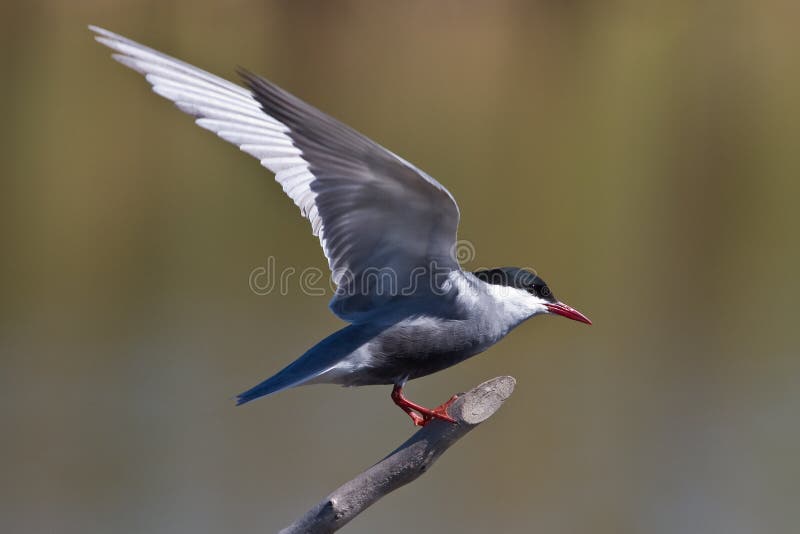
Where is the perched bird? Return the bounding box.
[92,26,591,426]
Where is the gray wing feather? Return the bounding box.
[91,26,461,321]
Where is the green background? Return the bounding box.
[2,1,798,533]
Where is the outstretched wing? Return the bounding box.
[91,26,461,321]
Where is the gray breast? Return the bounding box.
[353,314,501,384]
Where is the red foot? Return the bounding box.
[391,384,459,426]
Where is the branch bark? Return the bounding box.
[280,375,516,534]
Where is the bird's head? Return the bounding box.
[472,267,592,325]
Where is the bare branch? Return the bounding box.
[280,376,516,533]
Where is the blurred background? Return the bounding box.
[2,1,799,533]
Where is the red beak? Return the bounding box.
[545,301,592,325]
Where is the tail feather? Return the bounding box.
[235,322,381,406]
[235,354,336,405]
[235,371,311,406]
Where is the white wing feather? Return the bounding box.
[91,26,461,321]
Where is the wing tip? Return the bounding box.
[89,25,122,42]
[236,67,262,92]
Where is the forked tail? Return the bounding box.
[235,322,382,405]
[235,364,318,405]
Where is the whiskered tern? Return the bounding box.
[92,26,591,426]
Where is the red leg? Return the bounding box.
[391,384,458,426]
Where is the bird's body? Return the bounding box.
[240,271,540,402]
[92,26,591,425]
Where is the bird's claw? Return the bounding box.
[413,394,459,426]
[391,384,459,426]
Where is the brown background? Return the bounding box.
[1,1,798,533]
